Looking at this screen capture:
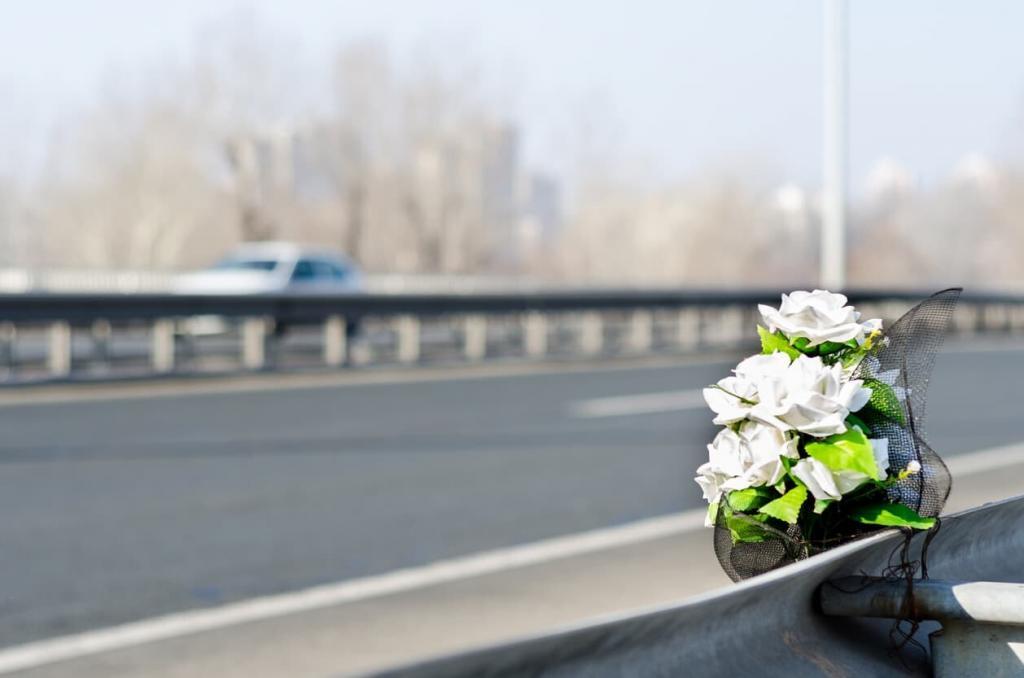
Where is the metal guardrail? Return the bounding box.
[372,494,1024,677]
[0,288,1022,382]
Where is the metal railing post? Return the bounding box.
[0,322,14,376]
[627,309,654,354]
[241,317,268,370]
[324,315,348,367]
[90,319,112,368]
[677,307,700,351]
[396,315,420,364]
[579,312,604,356]
[151,319,176,374]
[1012,304,1024,334]
[820,578,1024,678]
[47,321,72,377]
[463,315,487,362]
[523,312,547,358]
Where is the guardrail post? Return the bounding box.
[1012,304,1024,334]
[820,578,1024,678]
[677,307,700,350]
[523,312,547,358]
[47,321,72,377]
[463,315,487,362]
[91,319,112,368]
[627,309,654,354]
[983,304,1008,332]
[241,317,269,370]
[151,319,176,374]
[953,305,979,335]
[396,315,420,364]
[579,312,603,356]
[723,305,744,346]
[0,322,14,375]
[324,315,348,367]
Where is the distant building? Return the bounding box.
[864,157,915,202]
[951,152,999,194]
[522,172,562,240]
[481,123,522,267]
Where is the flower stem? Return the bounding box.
[709,384,757,405]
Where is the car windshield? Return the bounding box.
[212,259,279,272]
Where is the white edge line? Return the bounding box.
[2,441,1022,673]
[946,441,1024,476]
[0,509,707,674]
[569,390,706,418]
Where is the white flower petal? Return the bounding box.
[792,458,842,501]
[870,437,890,478]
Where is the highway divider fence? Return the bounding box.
[0,289,1021,383]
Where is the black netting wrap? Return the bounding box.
[713,289,962,582]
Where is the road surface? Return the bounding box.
[1,341,1023,674]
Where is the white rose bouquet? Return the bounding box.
[697,289,961,581]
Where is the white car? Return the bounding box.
[175,242,363,295]
[174,243,364,337]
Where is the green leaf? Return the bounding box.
[726,487,774,512]
[791,337,812,352]
[849,502,935,530]
[757,326,800,360]
[805,428,882,481]
[862,379,906,425]
[813,499,835,514]
[817,341,848,355]
[841,345,870,368]
[845,413,871,436]
[758,485,808,524]
[779,455,806,489]
[725,511,772,544]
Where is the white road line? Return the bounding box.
[0,509,708,674]
[947,442,1024,476]
[569,389,706,418]
[3,441,1023,673]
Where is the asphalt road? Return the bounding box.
[1,343,1022,650]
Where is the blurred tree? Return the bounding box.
[37,85,232,269]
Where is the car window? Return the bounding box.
[291,259,317,281]
[214,259,278,272]
[312,260,340,280]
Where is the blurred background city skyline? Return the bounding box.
[3,0,1024,288]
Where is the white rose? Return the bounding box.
[792,437,890,501]
[694,462,729,518]
[706,428,748,480]
[693,423,799,509]
[791,458,842,501]
[735,420,799,489]
[734,352,792,382]
[749,354,872,437]
[702,352,791,425]
[702,376,756,425]
[758,290,882,347]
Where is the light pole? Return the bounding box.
[821,0,847,290]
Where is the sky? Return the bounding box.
[3,0,1024,192]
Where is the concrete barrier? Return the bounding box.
[372,495,1024,677]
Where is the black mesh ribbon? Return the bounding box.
[713,289,962,582]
